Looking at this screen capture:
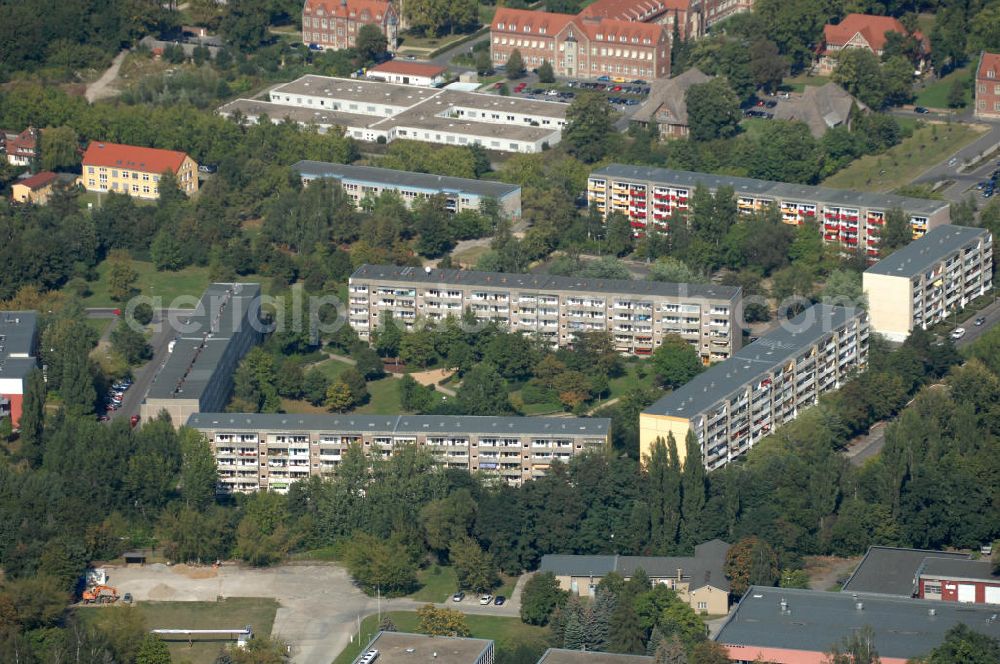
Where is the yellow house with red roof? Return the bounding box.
[79,142,199,200]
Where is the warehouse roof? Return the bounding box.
[591,164,950,215]
[918,557,1000,583]
[188,413,611,437]
[350,265,740,301]
[716,586,1000,659]
[271,75,440,106]
[0,311,37,357]
[539,539,730,592]
[864,225,991,277]
[841,546,970,597]
[355,632,492,664]
[292,161,520,198]
[643,304,864,419]
[145,284,261,401]
[217,98,378,129]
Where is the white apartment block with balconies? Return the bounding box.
[188,413,611,494]
[587,164,951,261]
[863,225,993,342]
[640,304,869,471]
[349,264,743,363]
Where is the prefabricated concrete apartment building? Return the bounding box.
[218,75,567,153]
[863,224,993,342]
[587,164,951,259]
[140,283,263,425]
[640,304,869,470]
[187,413,611,493]
[348,264,742,362]
[291,160,522,218]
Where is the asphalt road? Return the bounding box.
[844,296,1000,466]
[910,117,1000,202]
[86,308,186,424]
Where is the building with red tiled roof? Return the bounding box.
[11,171,58,205]
[975,51,1000,120]
[79,142,199,200]
[491,7,670,80]
[579,0,698,40]
[817,13,929,75]
[694,0,755,30]
[1,127,39,168]
[302,0,399,53]
[368,60,446,86]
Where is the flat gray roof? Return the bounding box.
[292,160,520,199]
[0,311,38,380]
[356,632,491,664]
[864,225,991,277]
[643,304,863,419]
[538,649,653,664]
[272,75,441,106]
[841,546,971,596]
[350,264,740,301]
[217,99,377,129]
[716,586,1000,659]
[145,283,261,401]
[591,164,950,215]
[371,105,561,142]
[919,557,1000,583]
[187,413,611,437]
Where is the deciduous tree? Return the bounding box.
[563,92,614,163]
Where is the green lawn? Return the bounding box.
[784,73,830,93]
[914,66,972,109]
[410,565,460,603]
[333,611,549,664]
[607,361,655,400]
[315,356,354,382]
[822,122,985,192]
[354,376,404,414]
[77,598,278,664]
[69,259,217,309]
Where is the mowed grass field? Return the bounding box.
[822,122,984,192]
[332,611,549,664]
[77,598,279,664]
[70,259,215,308]
[914,66,972,109]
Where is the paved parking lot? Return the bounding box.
[105,563,526,664]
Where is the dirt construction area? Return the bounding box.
[106,563,377,664]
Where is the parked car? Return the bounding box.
[494,596,506,606]
[764,100,777,108]
[479,594,493,605]
[452,591,465,602]
[914,106,929,113]
[307,43,322,51]
[950,327,966,339]
[597,75,611,82]
[123,593,133,604]
[975,317,987,326]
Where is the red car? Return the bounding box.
[514,82,527,92]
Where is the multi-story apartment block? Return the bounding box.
[348,264,742,362]
[640,304,869,471]
[490,8,670,80]
[219,76,567,154]
[79,142,199,199]
[187,413,611,493]
[291,160,522,218]
[301,0,399,52]
[863,225,993,342]
[141,284,263,426]
[587,164,951,259]
[975,51,1000,120]
[817,13,929,76]
[0,311,38,429]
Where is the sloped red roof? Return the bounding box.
[978,52,1000,81]
[17,171,58,190]
[573,16,666,44]
[579,0,689,21]
[492,7,574,35]
[303,0,393,22]
[81,142,189,174]
[823,13,914,52]
[369,60,445,77]
[4,128,38,157]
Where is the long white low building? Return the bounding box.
[218,75,567,153]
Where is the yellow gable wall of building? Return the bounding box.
[689,584,729,615]
[862,272,913,342]
[639,413,692,466]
